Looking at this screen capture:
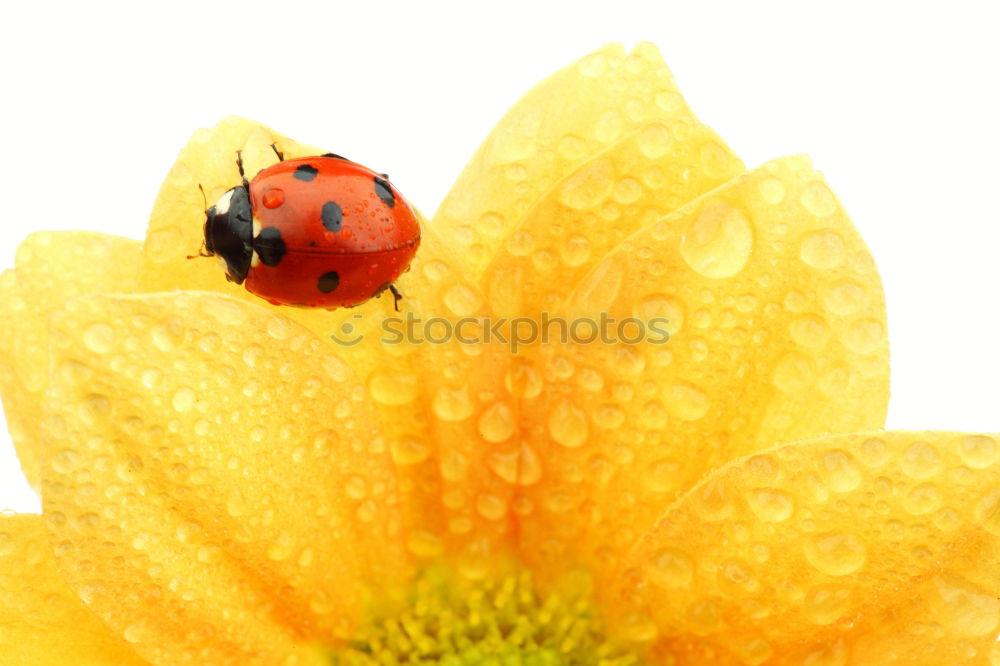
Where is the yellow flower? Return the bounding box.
[1,41,998,666]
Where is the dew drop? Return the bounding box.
[959,435,998,469]
[506,230,534,256]
[974,488,1000,536]
[390,435,431,466]
[432,387,474,422]
[901,441,943,480]
[505,361,542,399]
[561,234,592,266]
[368,372,419,405]
[747,488,794,523]
[904,482,943,515]
[800,181,838,217]
[805,584,852,625]
[477,402,516,443]
[637,123,672,158]
[800,230,846,269]
[83,324,114,354]
[172,387,196,413]
[613,177,643,204]
[548,399,589,448]
[789,313,830,348]
[691,478,733,522]
[758,177,786,204]
[736,638,773,666]
[457,538,491,581]
[843,318,885,354]
[443,283,482,316]
[820,450,862,493]
[558,134,587,159]
[928,572,1000,637]
[475,494,507,521]
[679,198,753,278]
[633,293,684,336]
[668,383,710,422]
[557,158,615,210]
[859,437,889,468]
[123,621,146,644]
[646,547,694,589]
[772,352,815,393]
[644,458,681,493]
[687,599,722,635]
[151,318,183,352]
[804,531,867,576]
[821,279,866,316]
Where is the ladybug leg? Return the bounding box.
[235,150,248,187]
[389,284,403,312]
[269,143,284,162]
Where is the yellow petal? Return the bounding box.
[433,42,743,289]
[141,116,519,572]
[42,291,407,665]
[372,222,521,575]
[510,156,889,583]
[616,431,1000,664]
[0,513,149,665]
[0,232,141,490]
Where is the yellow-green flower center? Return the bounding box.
[334,569,639,666]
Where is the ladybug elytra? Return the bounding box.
[200,146,421,310]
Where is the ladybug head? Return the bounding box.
[204,185,253,284]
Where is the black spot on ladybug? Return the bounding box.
[254,227,287,266]
[293,164,319,182]
[371,281,391,298]
[317,271,340,293]
[321,152,348,160]
[321,201,343,232]
[373,176,395,208]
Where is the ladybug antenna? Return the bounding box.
[187,184,211,260]
[197,183,209,213]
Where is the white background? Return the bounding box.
[1,1,997,512]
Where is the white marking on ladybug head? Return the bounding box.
[252,215,262,237]
[213,188,235,215]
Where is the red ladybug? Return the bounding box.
[200,146,421,309]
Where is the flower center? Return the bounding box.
[333,568,640,666]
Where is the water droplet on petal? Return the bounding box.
[901,441,943,480]
[637,123,672,158]
[804,531,867,576]
[820,450,862,493]
[959,435,998,469]
[746,488,794,523]
[646,547,694,589]
[548,399,589,448]
[477,402,516,443]
[805,584,852,625]
[800,181,838,216]
[83,324,114,354]
[680,199,753,278]
[432,387,474,422]
[369,372,419,405]
[557,158,615,210]
[800,229,846,269]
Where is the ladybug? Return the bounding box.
[199,145,421,310]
